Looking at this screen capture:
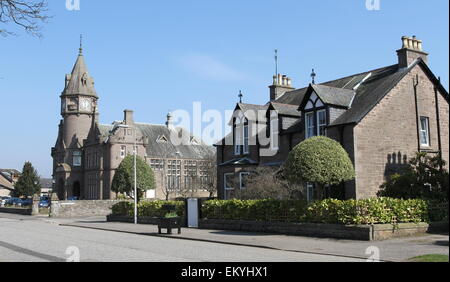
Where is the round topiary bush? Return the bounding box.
[285,136,355,199]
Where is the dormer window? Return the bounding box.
[317,109,327,136]
[270,114,279,151]
[243,119,249,154]
[304,93,327,139]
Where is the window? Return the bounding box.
[243,122,250,154]
[270,117,279,151]
[420,117,430,146]
[306,183,314,203]
[224,173,235,190]
[239,172,251,190]
[120,146,126,159]
[305,112,315,139]
[150,159,164,171]
[317,110,327,136]
[72,151,82,167]
[234,123,242,155]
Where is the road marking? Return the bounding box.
[0,240,65,262]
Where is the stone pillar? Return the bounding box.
[31,194,40,216]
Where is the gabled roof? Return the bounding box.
[301,84,356,109]
[62,51,97,97]
[330,59,448,126]
[136,123,214,159]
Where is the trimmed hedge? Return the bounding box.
[201,198,448,225]
[111,201,185,218]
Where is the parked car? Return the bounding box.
[0,196,10,207]
[21,198,33,207]
[39,197,50,208]
[5,197,23,207]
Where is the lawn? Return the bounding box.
[409,254,449,262]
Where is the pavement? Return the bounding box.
[0,213,367,262]
[47,215,450,262]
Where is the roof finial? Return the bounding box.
[238,90,243,103]
[79,34,83,55]
[311,68,316,84]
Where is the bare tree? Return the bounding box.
[235,167,304,200]
[201,152,217,198]
[0,0,50,37]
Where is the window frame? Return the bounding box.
[270,114,279,151]
[306,183,314,203]
[419,116,430,147]
[243,119,250,154]
[72,151,82,167]
[305,111,315,139]
[316,109,327,136]
[224,173,235,191]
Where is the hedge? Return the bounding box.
[111,201,185,218]
[201,198,448,225]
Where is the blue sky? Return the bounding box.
[0,0,448,178]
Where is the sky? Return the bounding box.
[0,0,448,178]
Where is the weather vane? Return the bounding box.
[238,90,243,103]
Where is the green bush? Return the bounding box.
[201,198,447,225]
[111,201,185,218]
[378,152,449,201]
[285,136,355,199]
[202,199,308,222]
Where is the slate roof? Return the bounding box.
[270,102,301,117]
[98,123,214,160]
[216,58,449,145]
[136,123,215,159]
[308,84,356,108]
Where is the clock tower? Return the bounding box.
[60,45,98,149]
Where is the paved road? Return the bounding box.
[0,215,366,262]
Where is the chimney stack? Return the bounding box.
[397,35,428,69]
[124,109,134,125]
[269,74,294,101]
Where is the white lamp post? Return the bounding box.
[117,124,138,224]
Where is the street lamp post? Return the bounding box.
[117,124,138,224]
[133,127,137,225]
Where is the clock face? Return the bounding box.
[80,98,91,111]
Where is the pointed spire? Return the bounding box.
[62,37,97,97]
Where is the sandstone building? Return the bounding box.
[215,36,449,200]
[51,46,215,200]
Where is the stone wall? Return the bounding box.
[353,64,449,199]
[0,207,32,216]
[50,200,121,218]
[199,219,445,241]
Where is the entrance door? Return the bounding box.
[187,198,199,228]
[73,181,81,199]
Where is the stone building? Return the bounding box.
[215,36,449,200]
[0,169,20,197]
[51,46,215,200]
